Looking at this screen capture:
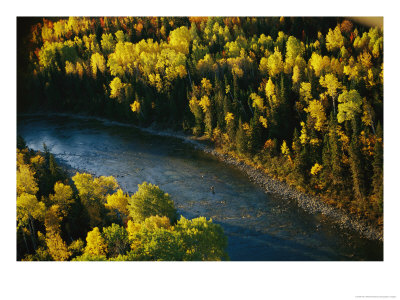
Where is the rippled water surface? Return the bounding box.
[17,114,383,261]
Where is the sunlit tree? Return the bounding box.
[84,227,108,257]
[102,223,130,257]
[49,182,74,216]
[128,182,177,223]
[175,216,228,261]
[267,47,284,77]
[90,53,106,78]
[337,90,362,123]
[319,73,343,115]
[326,25,344,52]
[17,164,39,196]
[105,189,130,221]
[72,173,118,228]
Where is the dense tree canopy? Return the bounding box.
[17,142,228,261]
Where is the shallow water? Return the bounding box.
[17,114,383,261]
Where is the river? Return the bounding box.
[17,114,383,261]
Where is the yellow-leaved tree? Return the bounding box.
[267,47,284,77]
[17,164,39,196]
[285,36,304,68]
[310,163,323,175]
[326,25,344,52]
[72,173,118,228]
[337,90,363,123]
[45,205,71,261]
[201,78,213,95]
[319,73,343,115]
[130,101,141,113]
[309,53,331,77]
[304,100,327,131]
[84,227,108,257]
[225,112,234,124]
[168,26,191,55]
[281,140,291,161]
[49,182,74,216]
[199,95,211,112]
[265,78,277,105]
[109,77,125,99]
[90,53,106,78]
[106,189,130,222]
[17,193,46,251]
[250,93,264,111]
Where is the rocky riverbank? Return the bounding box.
[20,112,383,242]
[205,148,383,242]
[142,126,383,242]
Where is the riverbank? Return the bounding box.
[142,126,383,242]
[18,112,383,242]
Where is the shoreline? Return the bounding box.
[18,112,383,242]
[143,126,383,242]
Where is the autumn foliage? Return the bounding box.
[18,17,383,232]
[17,142,228,261]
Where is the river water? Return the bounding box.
[17,114,383,261]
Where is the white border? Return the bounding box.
[2,1,399,299]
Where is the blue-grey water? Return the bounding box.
[17,114,383,261]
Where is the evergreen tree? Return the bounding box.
[348,118,367,212]
[235,119,247,154]
[328,114,347,200]
[371,122,383,215]
[321,133,332,192]
[291,128,307,187]
[276,73,292,141]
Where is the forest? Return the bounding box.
[17,17,383,260]
[17,137,228,261]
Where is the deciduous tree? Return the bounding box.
[128,182,177,223]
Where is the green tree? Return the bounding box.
[235,119,248,154]
[320,133,332,192]
[115,30,127,43]
[348,119,366,211]
[17,135,27,150]
[285,36,304,68]
[337,90,363,124]
[291,128,307,187]
[102,223,130,257]
[129,220,184,261]
[72,173,118,228]
[327,115,347,199]
[175,216,228,261]
[128,182,178,223]
[370,122,383,215]
[101,33,116,55]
